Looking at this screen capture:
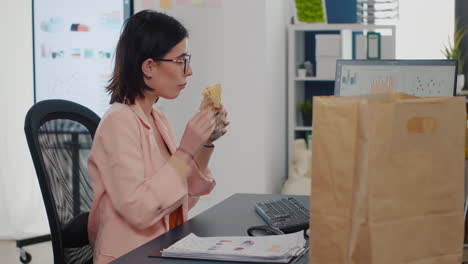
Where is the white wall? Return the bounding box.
[0,0,49,238]
[396,0,454,59]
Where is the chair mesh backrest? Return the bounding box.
[38,118,94,264]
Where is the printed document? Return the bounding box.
[161,231,306,263]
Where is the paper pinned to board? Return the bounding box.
[160,0,172,8]
[207,0,222,8]
[192,0,205,7]
[176,0,189,6]
[153,231,307,263]
[141,0,155,9]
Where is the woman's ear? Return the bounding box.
[141,58,156,79]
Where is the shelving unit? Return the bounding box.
[295,77,333,81]
[287,23,396,169]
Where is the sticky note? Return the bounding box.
[207,0,221,8]
[160,0,172,8]
[192,0,205,7]
[141,0,154,9]
[176,0,189,5]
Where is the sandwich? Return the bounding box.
[200,83,225,141]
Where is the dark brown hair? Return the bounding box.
[107,10,188,104]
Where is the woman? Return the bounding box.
[87,10,228,264]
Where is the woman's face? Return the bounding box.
[142,38,193,99]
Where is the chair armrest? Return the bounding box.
[62,212,89,248]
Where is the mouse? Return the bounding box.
[247,225,284,236]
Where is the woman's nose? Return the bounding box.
[185,64,193,76]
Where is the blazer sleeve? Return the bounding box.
[88,109,189,231]
[187,166,216,196]
[157,110,216,197]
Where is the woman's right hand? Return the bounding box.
[179,109,216,157]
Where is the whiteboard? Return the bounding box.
[33,0,132,116]
[334,60,457,97]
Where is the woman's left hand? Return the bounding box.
[208,105,229,144]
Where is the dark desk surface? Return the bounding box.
[111,193,309,264]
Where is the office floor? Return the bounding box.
[0,240,52,264]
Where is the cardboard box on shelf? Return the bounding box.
[315,34,341,57]
[316,56,339,79]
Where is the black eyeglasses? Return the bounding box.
[154,54,191,74]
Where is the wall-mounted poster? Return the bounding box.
[33,0,133,116]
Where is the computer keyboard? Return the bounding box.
[254,197,310,234]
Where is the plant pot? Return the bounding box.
[457,74,465,93]
[302,112,312,127]
[297,68,307,78]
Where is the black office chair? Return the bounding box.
[24,99,100,264]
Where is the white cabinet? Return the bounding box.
[287,23,396,168]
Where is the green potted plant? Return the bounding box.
[299,99,313,127]
[293,0,327,24]
[442,24,468,92]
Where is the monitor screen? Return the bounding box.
[334,60,457,97]
[33,0,133,116]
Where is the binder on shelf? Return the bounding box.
[367,32,381,59]
[355,33,394,60]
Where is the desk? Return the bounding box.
[111,193,309,264]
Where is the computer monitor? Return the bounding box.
[334,59,458,97]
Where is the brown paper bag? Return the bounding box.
[309,93,466,264]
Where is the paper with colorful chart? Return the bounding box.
[161,231,306,261]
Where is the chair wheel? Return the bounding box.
[19,251,32,263]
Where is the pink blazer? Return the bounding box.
[87,102,215,264]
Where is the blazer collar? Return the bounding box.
[152,109,177,154]
[129,102,177,154]
[129,103,151,128]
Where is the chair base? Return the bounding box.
[16,234,51,264]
